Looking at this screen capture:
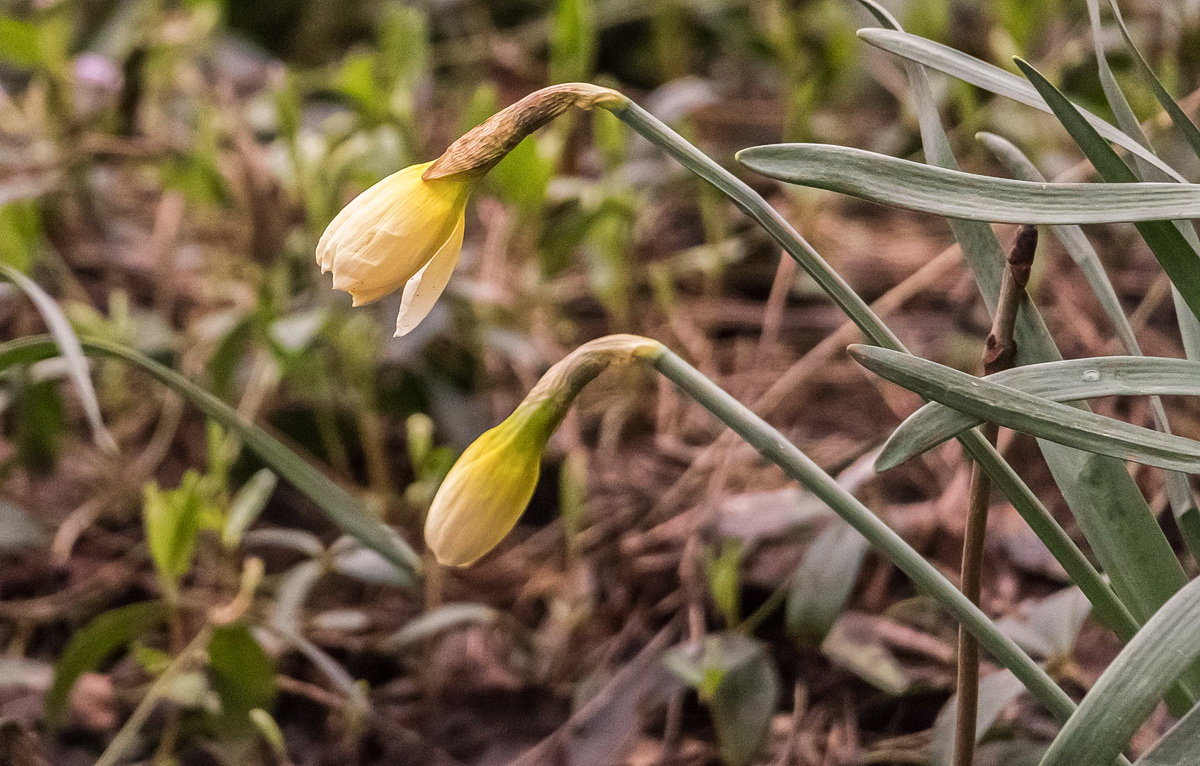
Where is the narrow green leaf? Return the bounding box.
[1107,0,1200,161]
[1136,700,1200,765]
[957,436,1137,643]
[47,602,168,724]
[976,127,1200,561]
[1085,0,1159,180]
[0,263,116,453]
[853,0,902,30]
[850,346,1200,473]
[143,475,203,589]
[222,469,278,549]
[735,143,1200,223]
[856,10,1190,639]
[976,133,1141,353]
[855,28,1184,181]
[704,540,744,627]
[1041,577,1200,766]
[1014,58,1200,322]
[0,336,421,584]
[879,356,1200,469]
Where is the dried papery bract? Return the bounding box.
[422,83,625,180]
[424,334,661,567]
[318,82,625,336]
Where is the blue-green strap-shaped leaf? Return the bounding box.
[855,27,1184,182]
[848,0,1190,654]
[877,356,1200,470]
[848,346,1200,474]
[0,335,421,584]
[1135,698,1200,766]
[1042,576,1200,766]
[975,132,1141,353]
[1106,0,1200,161]
[735,143,1200,224]
[1013,58,1200,323]
[850,5,1192,636]
[853,0,901,30]
[1084,0,1160,180]
[991,7,1200,559]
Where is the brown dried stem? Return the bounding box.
[953,224,1037,766]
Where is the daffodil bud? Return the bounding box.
[316,161,472,331]
[317,83,625,337]
[424,335,662,566]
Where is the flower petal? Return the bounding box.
[318,161,472,304]
[317,165,423,272]
[393,212,466,336]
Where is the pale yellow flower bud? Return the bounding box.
[425,335,662,566]
[317,83,626,337]
[316,161,473,334]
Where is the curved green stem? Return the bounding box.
[650,348,1083,726]
[604,98,1138,641]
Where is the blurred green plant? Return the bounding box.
[7,0,1200,762]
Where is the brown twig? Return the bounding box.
[953,224,1037,766]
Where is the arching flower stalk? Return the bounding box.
[313,78,1109,728]
[424,334,662,566]
[420,333,1076,727]
[317,83,624,336]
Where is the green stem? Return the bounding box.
[95,626,213,766]
[608,101,893,345]
[649,348,1079,724]
[604,98,1138,641]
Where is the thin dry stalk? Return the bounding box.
[953,224,1037,766]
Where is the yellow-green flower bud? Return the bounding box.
[424,335,661,566]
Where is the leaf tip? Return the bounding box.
[845,343,870,364]
[873,443,907,472]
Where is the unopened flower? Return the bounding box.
[425,335,661,566]
[317,83,624,337]
[316,162,473,335]
[423,404,554,567]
